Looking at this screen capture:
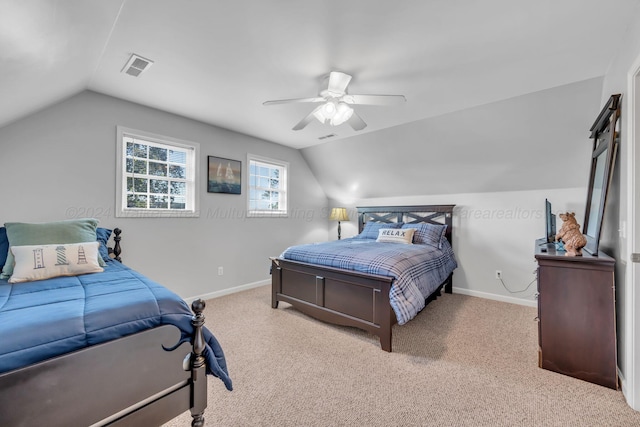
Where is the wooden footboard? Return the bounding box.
[272,257,396,351]
[0,300,208,427]
[272,205,456,352]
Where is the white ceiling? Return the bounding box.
[1,0,638,149]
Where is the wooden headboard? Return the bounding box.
[357,205,455,244]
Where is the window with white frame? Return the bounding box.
[247,154,288,217]
[116,127,199,217]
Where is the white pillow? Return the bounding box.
[9,241,104,283]
[376,227,415,244]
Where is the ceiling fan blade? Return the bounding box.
[348,111,367,131]
[343,94,406,106]
[327,72,352,95]
[263,97,325,106]
[292,106,323,131]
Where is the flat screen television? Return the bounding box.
[545,199,556,244]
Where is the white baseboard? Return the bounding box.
[452,286,538,308]
[618,367,627,398]
[184,281,537,308]
[183,278,270,305]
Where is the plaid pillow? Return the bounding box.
[401,223,447,248]
[356,222,403,239]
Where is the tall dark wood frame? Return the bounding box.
[272,205,455,352]
[583,94,621,255]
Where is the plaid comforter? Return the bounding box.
[280,238,457,325]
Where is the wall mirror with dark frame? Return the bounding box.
[582,94,621,255]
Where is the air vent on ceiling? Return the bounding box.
[318,133,337,140]
[122,54,154,77]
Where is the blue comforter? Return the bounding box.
[280,238,457,325]
[0,259,232,391]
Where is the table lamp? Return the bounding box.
[329,207,350,240]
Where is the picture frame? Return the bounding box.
[207,156,241,194]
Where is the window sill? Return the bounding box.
[116,209,200,218]
[247,211,288,218]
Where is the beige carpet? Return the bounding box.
[164,285,640,426]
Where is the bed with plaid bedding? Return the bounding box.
[280,238,457,325]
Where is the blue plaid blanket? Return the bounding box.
[280,239,457,325]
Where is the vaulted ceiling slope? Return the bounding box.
[301,77,603,201]
[0,0,638,149]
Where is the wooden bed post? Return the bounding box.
[190,299,207,427]
[109,228,122,262]
[271,258,281,309]
[378,281,393,352]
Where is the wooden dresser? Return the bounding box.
[534,238,617,389]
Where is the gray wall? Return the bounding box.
[0,90,328,299]
[331,187,587,307]
[301,77,603,200]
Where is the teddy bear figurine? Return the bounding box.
[555,212,588,256]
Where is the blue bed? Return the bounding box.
[280,237,457,325]
[272,205,457,352]
[0,223,231,426]
[0,258,231,388]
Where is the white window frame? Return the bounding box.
[247,154,289,218]
[116,126,200,218]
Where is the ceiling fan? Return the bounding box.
[263,71,406,131]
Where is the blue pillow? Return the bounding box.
[356,222,403,239]
[0,227,8,270]
[402,223,447,248]
[96,227,113,262]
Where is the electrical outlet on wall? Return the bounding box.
[218,267,223,276]
[495,270,502,280]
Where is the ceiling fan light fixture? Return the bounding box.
[313,107,328,123]
[313,100,339,124]
[331,102,354,126]
[263,71,405,131]
[322,101,337,118]
[313,101,353,126]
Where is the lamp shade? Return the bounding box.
[329,207,349,222]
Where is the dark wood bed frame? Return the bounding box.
[0,228,209,427]
[271,205,455,352]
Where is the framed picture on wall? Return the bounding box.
[207,156,241,194]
